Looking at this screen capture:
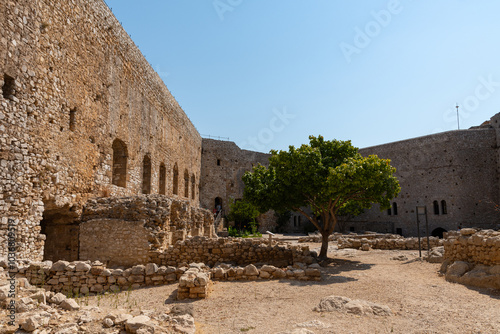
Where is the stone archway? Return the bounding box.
[431,227,447,239]
[40,200,80,262]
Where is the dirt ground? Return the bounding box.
[86,243,500,334]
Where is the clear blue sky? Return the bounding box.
[105,0,500,153]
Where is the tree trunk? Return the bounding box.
[319,229,329,259]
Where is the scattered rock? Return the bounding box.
[313,295,392,316]
[125,315,152,333]
[170,304,194,316]
[103,317,114,328]
[425,246,444,263]
[296,320,329,328]
[60,298,80,311]
[21,316,41,332]
[172,314,196,334]
[244,264,259,276]
[391,255,408,261]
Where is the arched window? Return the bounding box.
[191,174,196,200]
[159,163,166,195]
[433,201,440,215]
[215,197,222,213]
[392,202,398,216]
[441,200,447,215]
[142,155,151,194]
[387,208,392,216]
[431,227,447,239]
[184,169,189,198]
[173,164,179,195]
[112,139,127,188]
[69,108,76,131]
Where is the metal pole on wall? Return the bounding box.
[425,208,430,257]
[416,207,421,258]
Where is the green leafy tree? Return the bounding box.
[243,135,400,259]
[226,198,260,231]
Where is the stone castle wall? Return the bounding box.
[353,126,500,236]
[1,0,202,261]
[199,139,270,213]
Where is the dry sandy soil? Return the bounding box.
[85,243,500,334]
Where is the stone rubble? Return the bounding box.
[313,295,393,316]
[0,266,196,333]
[440,229,500,290]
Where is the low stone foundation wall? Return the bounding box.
[149,236,317,268]
[2,256,321,295]
[298,233,342,243]
[443,229,500,266]
[338,234,443,250]
[210,263,321,281]
[440,229,500,291]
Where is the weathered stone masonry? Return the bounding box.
[1,0,202,261]
[352,120,500,236]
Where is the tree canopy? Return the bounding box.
[243,135,400,258]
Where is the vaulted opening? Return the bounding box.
[215,197,223,214]
[142,155,151,194]
[112,139,128,188]
[441,200,447,214]
[184,169,189,198]
[173,163,179,195]
[392,202,398,215]
[159,163,166,195]
[431,227,447,239]
[40,200,80,262]
[2,74,15,100]
[191,174,196,200]
[69,108,77,131]
[433,200,440,215]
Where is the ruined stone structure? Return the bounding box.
[2,0,500,267]
[440,228,500,290]
[1,0,205,262]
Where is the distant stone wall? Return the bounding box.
[355,124,500,237]
[80,195,215,267]
[443,229,500,266]
[149,236,317,268]
[199,139,269,213]
[338,234,443,250]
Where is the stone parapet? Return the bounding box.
[338,235,442,250]
[443,229,500,266]
[150,236,317,268]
